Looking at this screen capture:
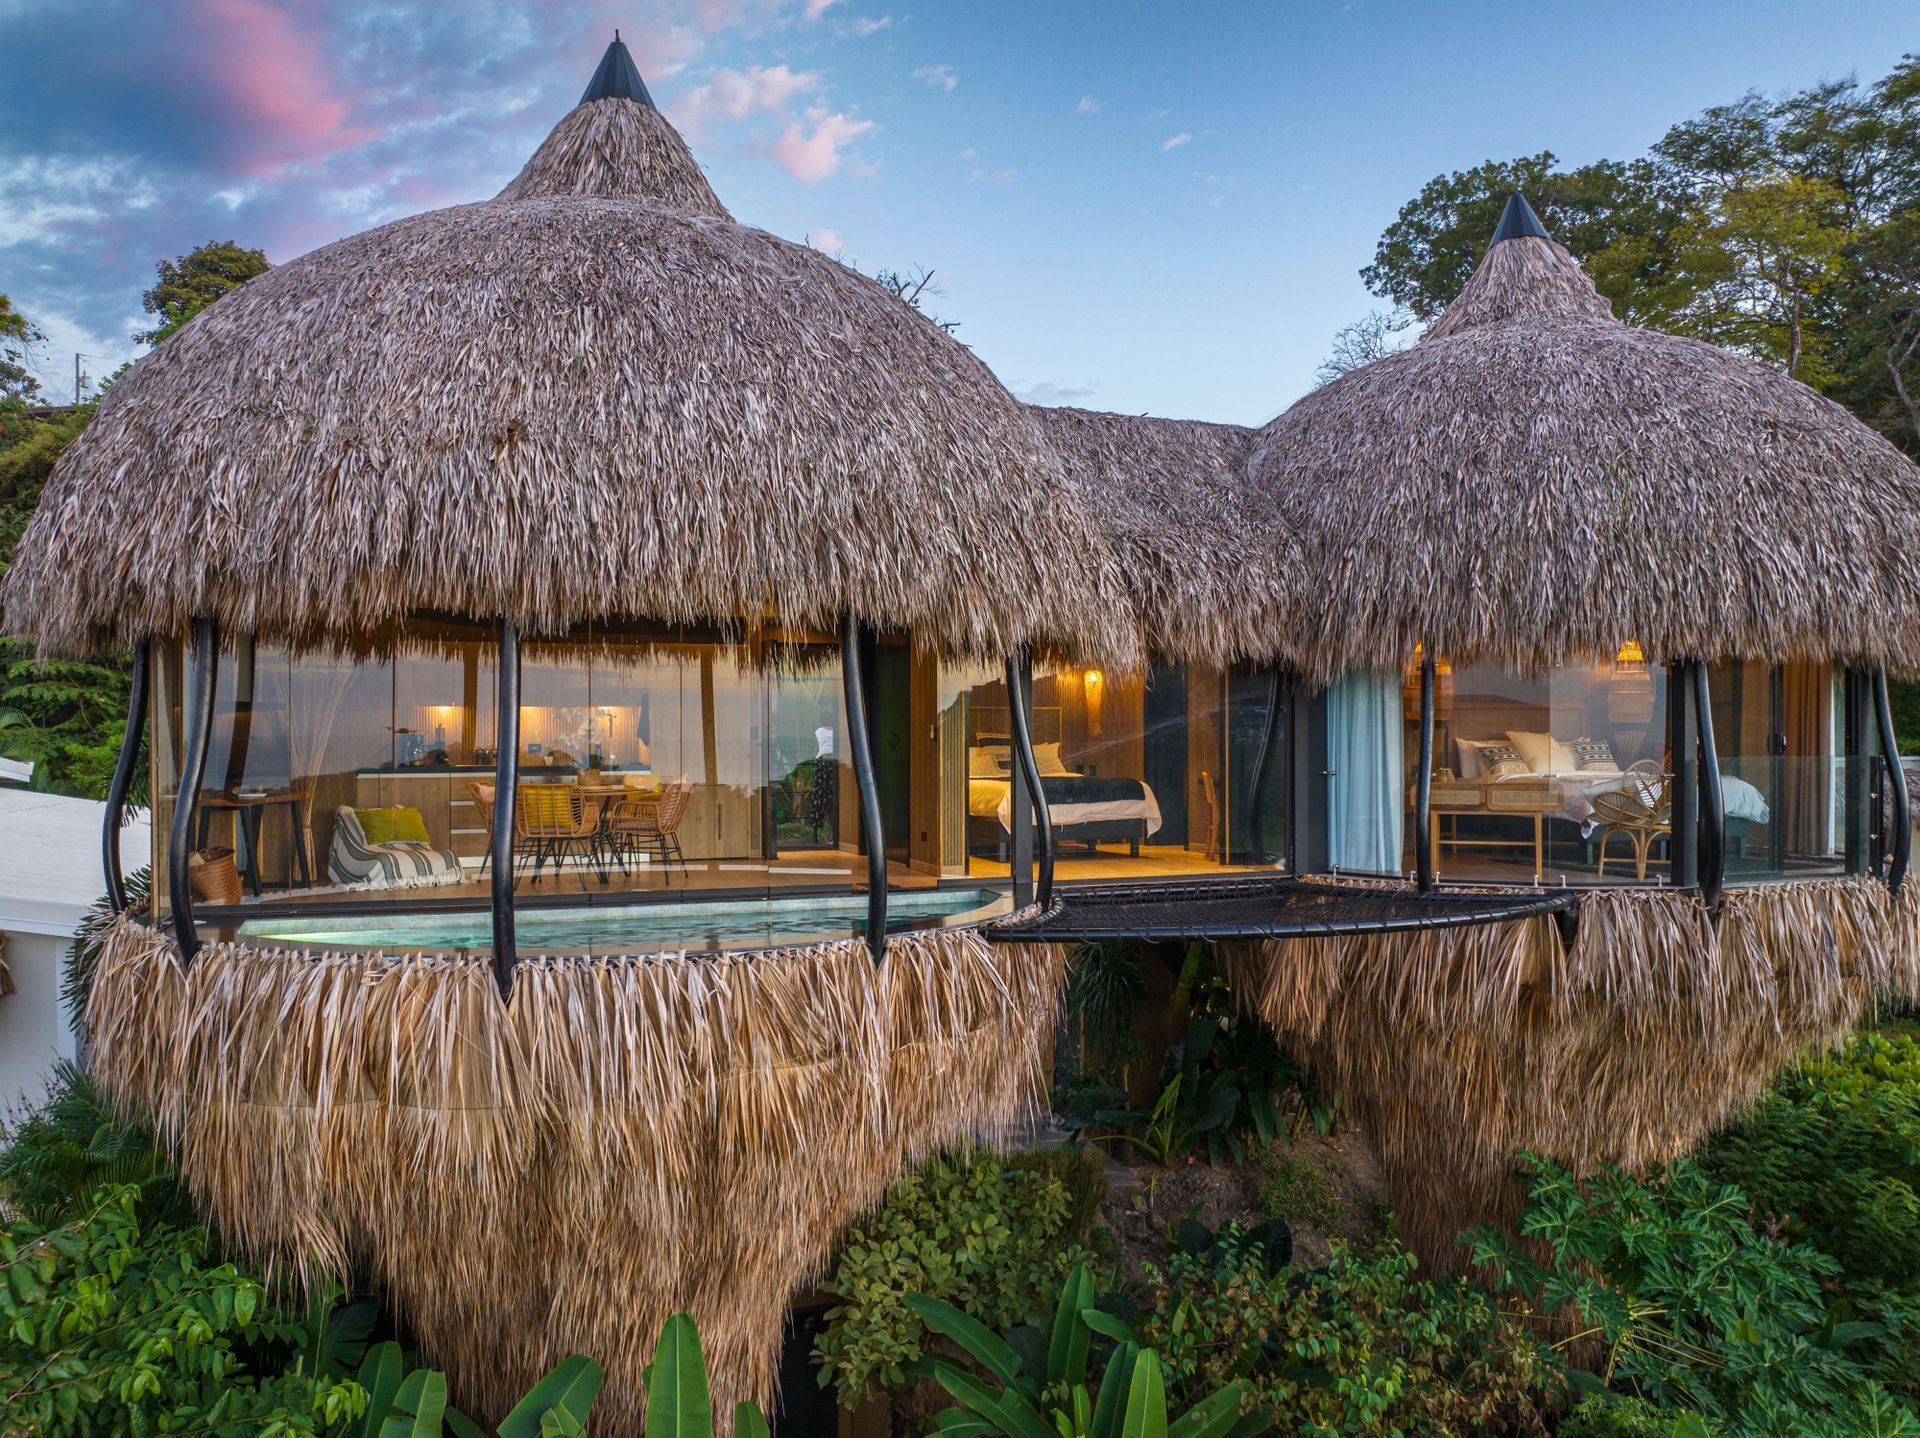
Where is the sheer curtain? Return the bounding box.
[1328,671,1405,873]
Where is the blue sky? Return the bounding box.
[1,0,1913,422]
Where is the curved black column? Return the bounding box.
[1692,660,1725,912]
[840,614,888,959]
[169,618,219,962]
[1875,667,1911,895]
[1004,647,1055,909]
[104,640,150,914]
[1414,650,1436,892]
[491,619,521,996]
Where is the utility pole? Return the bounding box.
[73,352,88,404]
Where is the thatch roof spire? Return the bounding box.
[1423,192,1613,339]
[1488,191,1549,246]
[580,32,655,107]
[495,37,728,215]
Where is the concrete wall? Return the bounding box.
[0,928,80,1114]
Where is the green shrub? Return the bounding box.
[811,1146,1099,1407]
[0,1184,365,1437]
[1559,1394,1708,1438]
[1469,1154,1920,1438]
[1255,1149,1341,1230]
[1003,1142,1110,1240]
[1702,1028,1920,1293]
[1139,1226,1559,1435]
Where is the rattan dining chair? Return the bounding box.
[607,778,695,882]
[515,781,601,883]
[467,781,495,877]
[1593,759,1673,881]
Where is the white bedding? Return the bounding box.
[969,776,1164,837]
[1483,770,1771,830]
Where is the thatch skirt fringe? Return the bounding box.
[1217,877,1920,1266]
[85,920,1068,1433]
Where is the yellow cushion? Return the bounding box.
[359,806,430,845]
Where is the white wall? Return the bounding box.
[0,929,81,1114]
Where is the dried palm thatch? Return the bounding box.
[1246,201,1920,681]
[1,76,1136,673]
[86,917,1067,1430]
[1027,406,1300,667]
[1218,875,1920,1266]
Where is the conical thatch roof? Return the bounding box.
[1029,405,1298,666]
[1247,192,1920,678]
[2,41,1134,668]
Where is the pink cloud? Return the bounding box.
[769,107,875,183]
[181,0,377,175]
[679,63,822,127]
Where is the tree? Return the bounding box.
[0,294,45,430]
[134,239,270,344]
[1314,308,1412,385]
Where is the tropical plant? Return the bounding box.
[906,1263,1255,1438]
[0,1184,365,1437]
[1468,1154,1920,1437]
[1139,1228,1556,1436]
[1062,941,1146,1084]
[355,1343,604,1438]
[812,1146,1100,1407]
[639,1312,770,1438]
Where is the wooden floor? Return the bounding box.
[966,843,1265,883]
[211,847,940,915]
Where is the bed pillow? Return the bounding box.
[1568,736,1619,772]
[1473,741,1532,777]
[1034,742,1075,777]
[968,747,1009,779]
[1453,737,1485,779]
[358,805,430,845]
[1506,730,1578,774]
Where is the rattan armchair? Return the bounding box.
[606,778,694,882]
[1593,759,1673,881]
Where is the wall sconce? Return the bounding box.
[1610,640,1656,726]
[1083,669,1104,736]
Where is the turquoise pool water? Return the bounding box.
[238,889,1007,956]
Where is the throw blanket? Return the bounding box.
[328,806,466,890]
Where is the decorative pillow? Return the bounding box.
[969,747,1009,779]
[1453,737,1485,779]
[1034,742,1075,777]
[1473,742,1531,777]
[359,805,430,845]
[1506,730,1578,774]
[1569,736,1619,772]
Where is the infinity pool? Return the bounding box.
[239,889,1008,956]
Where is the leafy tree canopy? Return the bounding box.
[134,238,270,344]
[1352,54,1920,453]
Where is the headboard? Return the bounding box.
[970,705,1062,747]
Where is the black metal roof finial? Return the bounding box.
[580,31,655,107]
[1490,191,1551,247]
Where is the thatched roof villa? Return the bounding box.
[6,35,1920,1426]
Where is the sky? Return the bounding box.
[0,0,1914,424]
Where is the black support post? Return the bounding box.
[1667,661,1698,889]
[1005,647,1056,909]
[1414,650,1436,892]
[103,640,150,915]
[490,619,521,995]
[1875,668,1911,895]
[169,619,218,962]
[1693,661,1725,912]
[841,613,888,959]
[1846,668,1872,874]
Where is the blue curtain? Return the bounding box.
[1327,671,1405,873]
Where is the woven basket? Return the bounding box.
[188,848,244,906]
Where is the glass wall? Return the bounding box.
[1376,650,1673,884]
[942,657,1284,882]
[153,619,885,911]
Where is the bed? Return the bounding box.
[968,742,1163,858]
